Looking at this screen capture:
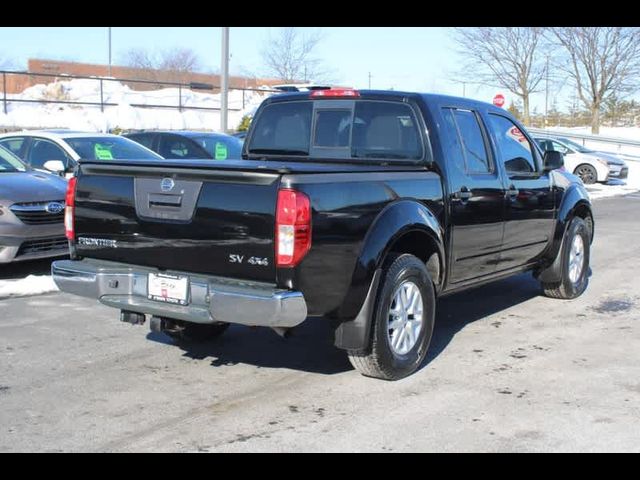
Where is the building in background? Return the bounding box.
[3,59,284,94]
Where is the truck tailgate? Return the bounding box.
[73,162,281,282]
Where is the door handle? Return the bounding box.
[506,185,519,198]
[455,187,472,202]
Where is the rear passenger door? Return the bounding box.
[442,107,505,284]
[485,114,556,270]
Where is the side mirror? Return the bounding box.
[543,150,564,172]
[43,160,66,175]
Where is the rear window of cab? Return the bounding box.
[247,100,424,162]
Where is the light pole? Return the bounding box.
[368,72,372,89]
[108,27,112,77]
[220,27,230,133]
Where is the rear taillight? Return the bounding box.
[276,189,311,267]
[64,177,77,241]
[310,88,360,98]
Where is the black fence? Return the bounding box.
[1,70,280,116]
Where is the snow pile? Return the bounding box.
[0,79,274,132]
[586,160,640,200]
[0,274,59,299]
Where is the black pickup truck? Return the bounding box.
[52,89,593,380]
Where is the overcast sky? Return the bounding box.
[0,26,573,112]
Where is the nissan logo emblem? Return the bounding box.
[45,202,64,214]
[160,178,175,192]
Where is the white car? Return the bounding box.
[534,136,628,184]
[0,129,163,178]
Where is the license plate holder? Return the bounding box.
[147,272,189,305]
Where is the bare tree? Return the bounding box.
[451,27,548,125]
[158,48,202,83]
[121,48,155,71]
[121,48,162,82]
[121,47,203,83]
[549,27,640,134]
[261,27,333,83]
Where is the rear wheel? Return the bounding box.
[541,217,590,299]
[347,253,435,381]
[574,164,598,184]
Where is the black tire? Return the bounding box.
[164,321,229,344]
[347,253,436,381]
[541,217,590,299]
[574,164,598,184]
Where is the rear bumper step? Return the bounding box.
[52,259,307,328]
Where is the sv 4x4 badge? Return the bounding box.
[229,254,269,266]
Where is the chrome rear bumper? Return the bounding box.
[52,259,307,327]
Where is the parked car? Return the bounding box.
[124,131,243,160]
[53,89,593,380]
[0,145,68,264]
[0,130,163,178]
[534,136,628,184]
[555,137,629,181]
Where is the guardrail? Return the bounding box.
[0,70,280,116]
[528,127,640,162]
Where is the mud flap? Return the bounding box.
[334,269,381,351]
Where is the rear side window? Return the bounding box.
[450,109,491,174]
[351,102,422,160]
[441,109,466,173]
[248,100,423,161]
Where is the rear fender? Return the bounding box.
[334,200,444,351]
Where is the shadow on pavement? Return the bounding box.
[422,272,542,369]
[0,258,60,280]
[146,272,543,376]
[147,317,353,376]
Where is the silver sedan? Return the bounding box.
[0,146,68,264]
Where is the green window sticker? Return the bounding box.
[214,142,228,160]
[94,143,114,160]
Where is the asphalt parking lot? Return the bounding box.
[1,194,639,452]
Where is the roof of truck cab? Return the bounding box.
[265,89,506,113]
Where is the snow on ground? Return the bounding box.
[0,274,58,299]
[0,78,273,132]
